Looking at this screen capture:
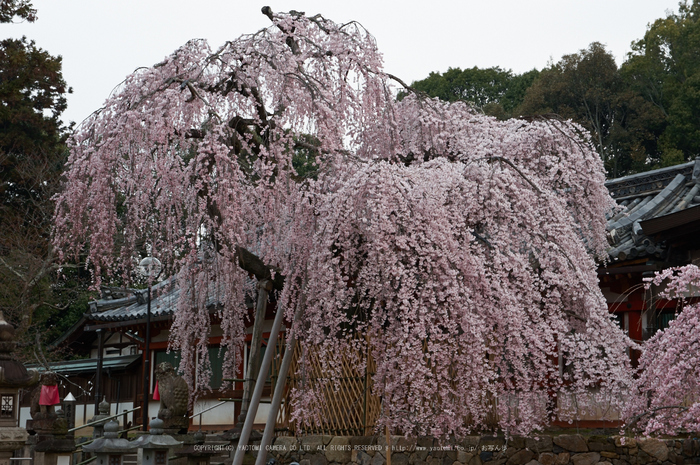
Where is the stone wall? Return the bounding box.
[258,434,700,465]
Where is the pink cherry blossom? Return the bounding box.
[54,9,633,436]
[624,265,700,435]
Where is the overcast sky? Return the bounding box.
[4,0,683,125]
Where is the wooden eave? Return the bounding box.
[641,204,700,236]
[84,314,175,332]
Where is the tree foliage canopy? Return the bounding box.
[623,0,700,168]
[410,1,700,178]
[517,42,665,178]
[54,9,632,436]
[411,66,539,119]
[0,36,69,202]
[0,0,36,23]
[0,4,87,352]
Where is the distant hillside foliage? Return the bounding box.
[411,0,700,178]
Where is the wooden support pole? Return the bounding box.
[238,279,272,425]
[386,425,391,465]
[254,299,305,465]
[231,291,285,465]
[95,329,105,410]
[364,334,370,436]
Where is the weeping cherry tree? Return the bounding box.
[54,8,633,436]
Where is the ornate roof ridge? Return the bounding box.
[606,158,699,200]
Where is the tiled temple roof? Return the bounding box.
[88,279,179,322]
[86,276,254,323]
[605,158,700,261]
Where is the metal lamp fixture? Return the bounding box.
[138,256,162,431]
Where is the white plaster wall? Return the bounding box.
[21,398,266,432]
[191,399,236,427]
[189,399,270,427]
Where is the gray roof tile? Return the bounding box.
[605,158,700,261]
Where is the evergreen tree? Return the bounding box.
[0,2,90,353]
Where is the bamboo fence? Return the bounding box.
[272,335,381,436]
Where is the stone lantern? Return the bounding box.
[132,419,182,465]
[0,311,39,465]
[90,398,111,438]
[82,421,135,465]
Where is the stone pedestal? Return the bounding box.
[33,450,73,465]
[30,401,75,465]
[0,428,29,465]
[175,432,217,465]
[29,413,74,465]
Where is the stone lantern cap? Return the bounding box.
[82,421,135,454]
[98,397,110,415]
[131,419,183,450]
[0,311,39,388]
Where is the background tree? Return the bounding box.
[0,2,88,353]
[623,0,700,168]
[516,42,664,177]
[54,9,633,436]
[410,66,539,119]
[0,0,36,23]
[404,2,700,178]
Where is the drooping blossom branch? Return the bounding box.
[624,265,700,435]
